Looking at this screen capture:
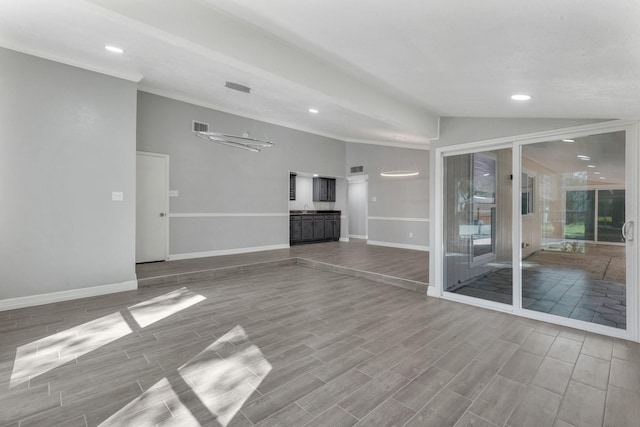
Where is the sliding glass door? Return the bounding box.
[437,123,637,338]
[443,148,513,306]
[520,130,632,330]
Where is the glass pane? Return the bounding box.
[444,148,512,305]
[598,189,625,243]
[521,131,626,329]
[472,153,496,259]
[565,190,595,240]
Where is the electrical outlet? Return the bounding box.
[372,196,377,202]
[409,232,414,238]
[112,191,123,201]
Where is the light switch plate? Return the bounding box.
[372,196,377,202]
[112,191,124,201]
[169,190,179,197]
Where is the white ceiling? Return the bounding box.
[2,0,640,149]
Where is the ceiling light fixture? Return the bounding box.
[562,139,575,143]
[587,165,596,168]
[594,172,601,175]
[313,174,319,177]
[577,155,591,161]
[195,82,276,152]
[511,94,532,101]
[380,170,420,177]
[600,177,606,180]
[105,45,124,54]
[195,131,274,153]
[309,108,319,114]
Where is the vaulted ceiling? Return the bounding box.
[2,0,639,148]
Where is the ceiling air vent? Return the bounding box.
[192,121,209,133]
[225,81,251,94]
[350,166,364,173]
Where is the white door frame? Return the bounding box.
[430,120,639,342]
[136,151,170,262]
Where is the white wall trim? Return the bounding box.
[170,213,289,218]
[367,240,429,252]
[169,244,290,261]
[349,234,368,239]
[339,237,350,242]
[0,280,138,312]
[368,216,429,222]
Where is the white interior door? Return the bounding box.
[136,152,169,263]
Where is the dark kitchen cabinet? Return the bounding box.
[290,216,301,241]
[324,217,334,239]
[313,177,336,202]
[301,217,314,241]
[332,216,341,239]
[313,219,325,239]
[290,212,341,244]
[289,173,296,201]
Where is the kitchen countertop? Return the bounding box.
[290,210,341,215]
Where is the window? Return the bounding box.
[521,172,535,215]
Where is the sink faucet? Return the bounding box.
[303,204,309,212]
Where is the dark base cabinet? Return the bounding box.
[290,212,340,244]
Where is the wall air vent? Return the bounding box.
[192,121,209,133]
[225,81,251,94]
[350,166,364,173]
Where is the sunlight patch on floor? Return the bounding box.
[9,288,206,388]
[99,326,272,427]
[10,312,132,387]
[128,287,206,328]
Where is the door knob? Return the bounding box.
[159,212,166,217]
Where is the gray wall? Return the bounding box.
[346,144,430,249]
[0,48,137,300]
[435,117,607,146]
[137,92,347,256]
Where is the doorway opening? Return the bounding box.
[348,175,368,240]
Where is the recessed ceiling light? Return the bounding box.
[105,45,124,54]
[483,173,490,177]
[562,139,575,143]
[587,165,596,168]
[594,172,601,175]
[577,155,590,161]
[511,94,532,101]
[312,173,319,177]
[600,177,606,180]
[309,108,319,114]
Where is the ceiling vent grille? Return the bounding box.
[350,166,364,173]
[192,121,209,133]
[225,81,251,94]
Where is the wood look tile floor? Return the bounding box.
[2,263,640,426]
[136,239,429,284]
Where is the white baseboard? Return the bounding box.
[0,280,138,312]
[427,286,439,297]
[348,234,368,239]
[168,244,290,261]
[339,237,350,242]
[367,240,430,252]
